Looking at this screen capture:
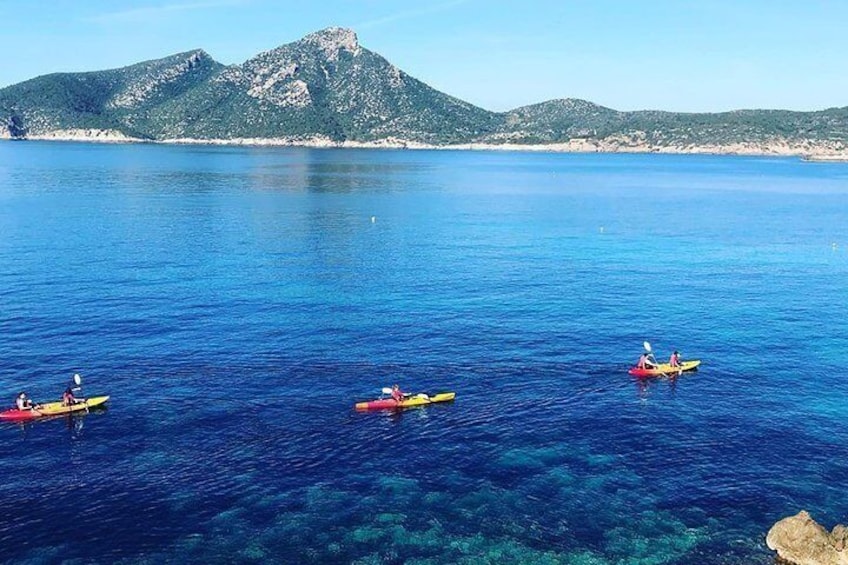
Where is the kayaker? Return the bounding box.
[637,353,656,370]
[669,350,681,368]
[62,387,76,406]
[15,392,33,411]
[391,384,405,403]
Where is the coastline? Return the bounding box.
[4,128,848,160]
[801,154,848,162]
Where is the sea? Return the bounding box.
[0,141,847,564]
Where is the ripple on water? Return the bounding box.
[2,146,848,564]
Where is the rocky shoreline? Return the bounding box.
[4,128,848,160]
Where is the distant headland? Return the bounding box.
[2,27,847,160]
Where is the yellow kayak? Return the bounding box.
[0,396,110,421]
[629,360,701,377]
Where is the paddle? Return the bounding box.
[71,373,88,409]
[643,341,669,378]
[642,341,658,367]
[381,387,429,402]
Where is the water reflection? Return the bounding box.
[242,149,440,194]
[3,406,108,439]
[4,145,444,195]
[633,373,685,400]
[127,147,442,194]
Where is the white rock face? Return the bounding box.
[110,51,207,108]
[214,65,247,86]
[274,79,311,108]
[243,60,312,108]
[246,63,297,97]
[27,129,137,142]
[210,27,363,109]
[303,27,361,61]
[387,65,403,88]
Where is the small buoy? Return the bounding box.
[833,242,838,250]
[599,226,605,233]
[371,216,376,223]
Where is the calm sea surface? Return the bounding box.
[1,142,847,564]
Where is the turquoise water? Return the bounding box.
[1,142,847,564]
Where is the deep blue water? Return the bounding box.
[1,142,847,564]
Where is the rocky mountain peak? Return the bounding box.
[231,27,363,109]
[186,49,213,65]
[303,27,360,60]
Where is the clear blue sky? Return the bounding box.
[3,0,847,112]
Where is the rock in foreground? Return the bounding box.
[767,511,848,565]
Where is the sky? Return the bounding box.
[2,0,847,113]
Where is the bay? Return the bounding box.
[1,141,847,564]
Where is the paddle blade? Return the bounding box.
[73,373,82,386]
[381,387,393,395]
[643,341,652,352]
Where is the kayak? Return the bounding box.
[628,360,701,377]
[0,396,110,421]
[355,392,456,411]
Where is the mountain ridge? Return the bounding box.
[2,27,847,157]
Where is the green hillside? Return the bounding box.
[2,27,847,153]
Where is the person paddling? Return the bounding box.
[15,392,34,411]
[62,387,76,407]
[391,384,405,404]
[669,350,681,368]
[637,353,657,370]
[669,350,683,376]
